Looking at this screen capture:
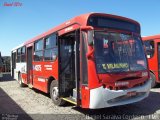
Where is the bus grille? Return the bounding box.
[107,92,146,104]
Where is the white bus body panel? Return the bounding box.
[14,62,26,80]
[11,43,25,79]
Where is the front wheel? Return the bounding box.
[150,72,157,88]
[50,80,65,106]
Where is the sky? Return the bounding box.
[0,0,160,56]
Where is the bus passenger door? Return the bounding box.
[27,47,33,85]
[58,30,80,105]
[11,52,16,78]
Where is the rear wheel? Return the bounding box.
[50,80,65,106]
[150,72,157,88]
[18,73,25,87]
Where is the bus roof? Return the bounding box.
[22,13,140,46]
[143,34,160,40]
[11,43,24,52]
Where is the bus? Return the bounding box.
[0,52,3,78]
[143,34,160,87]
[11,13,151,109]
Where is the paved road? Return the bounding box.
[0,74,160,120]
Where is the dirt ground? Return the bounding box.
[0,73,160,120]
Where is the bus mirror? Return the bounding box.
[88,30,94,46]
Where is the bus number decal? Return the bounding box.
[34,65,42,71]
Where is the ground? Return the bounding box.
[0,74,160,120]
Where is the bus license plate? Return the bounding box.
[127,91,137,97]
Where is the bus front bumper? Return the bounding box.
[89,80,151,109]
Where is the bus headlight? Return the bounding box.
[142,72,148,77]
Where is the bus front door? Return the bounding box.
[58,31,80,105]
[27,47,33,86]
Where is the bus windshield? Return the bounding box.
[94,31,147,73]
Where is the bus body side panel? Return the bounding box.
[87,59,101,89]
[143,38,160,83]
[148,40,160,83]
[43,60,58,81]
[32,62,47,93]
[81,86,90,108]
[21,73,27,84]
[80,31,89,108]
[156,40,160,83]
[81,47,101,108]
[32,60,58,93]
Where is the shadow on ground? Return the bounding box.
[154,83,160,88]
[0,88,32,120]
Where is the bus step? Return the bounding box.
[73,88,77,99]
[73,88,81,99]
[28,84,33,88]
[62,97,77,105]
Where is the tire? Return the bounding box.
[150,72,157,88]
[18,73,25,87]
[50,80,65,106]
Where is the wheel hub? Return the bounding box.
[52,87,59,101]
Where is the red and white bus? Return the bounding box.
[11,13,151,109]
[143,34,160,87]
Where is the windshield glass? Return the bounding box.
[94,31,147,73]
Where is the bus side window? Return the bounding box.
[144,40,154,58]
[44,33,57,61]
[17,48,21,63]
[21,46,26,62]
[34,39,43,61]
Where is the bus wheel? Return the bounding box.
[18,73,25,87]
[150,72,157,88]
[50,80,65,106]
